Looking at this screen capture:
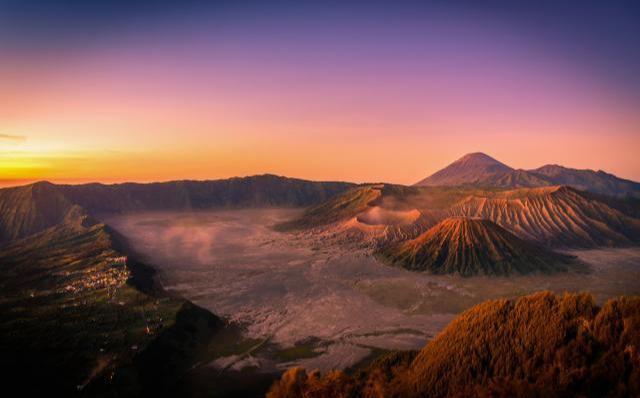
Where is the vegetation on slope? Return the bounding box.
[0,208,222,396]
[377,217,573,276]
[267,292,640,398]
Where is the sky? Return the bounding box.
[1,0,639,187]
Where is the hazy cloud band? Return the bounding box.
[0,134,26,142]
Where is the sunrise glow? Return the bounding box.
[1,2,639,187]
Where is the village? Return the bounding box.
[59,256,130,297]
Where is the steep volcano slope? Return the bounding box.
[378,217,571,276]
[0,181,77,242]
[449,186,640,247]
[415,152,550,188]
[415,152,640,198]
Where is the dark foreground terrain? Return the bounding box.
[0,208,227,396]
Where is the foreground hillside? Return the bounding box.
[0,207,223,396]
[378,217,573,276]
[268,292,640,398]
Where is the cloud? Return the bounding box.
[0,133,26,142]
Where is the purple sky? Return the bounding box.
[1,1,639,185]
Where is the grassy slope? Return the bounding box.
[267,292,640,398]
[402,291,640,397]
[0,209,222,396]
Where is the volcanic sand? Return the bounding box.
[104,209,640,371]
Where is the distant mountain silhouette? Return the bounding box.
[530,164,640,197]
[0,175,354,242]
[415,152,640,198]
[414,152,549,188]
[378,217,572,276]
[61,174,354,212]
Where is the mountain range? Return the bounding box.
[284,184,640,249]
[0,175,354,243]
[2,155,639,278]
[415,152,640,198]
[448,185,640,247]
[2,152,638,245]
[1,154,639,396]
[0,174,356,394]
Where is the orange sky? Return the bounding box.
[2,3,639,187]
[2,60,638,187]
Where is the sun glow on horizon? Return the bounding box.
[1,2,639,187]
